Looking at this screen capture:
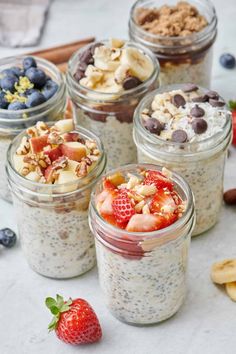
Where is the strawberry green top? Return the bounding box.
[96,168,185,232]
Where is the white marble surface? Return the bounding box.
[0,0,236,353]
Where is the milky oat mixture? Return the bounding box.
[0,136,13,201]
[137,85,229,235]
[11,119,102,278]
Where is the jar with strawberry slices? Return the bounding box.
[6,119,106,279]
[0,55,66,203]
[89,164,195,325]
[66,39,159,170]
[133,83,232,236]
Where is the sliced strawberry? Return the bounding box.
[100,192,115,215]
[143,170,174,190]
[112,191,135,224]
[126,214,166,232]
[150,189,178,227]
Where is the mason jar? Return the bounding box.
[6,126,106,279]
[0,56,66,202]
[133,85,232,236]
[66,40,159,170]
[89,164,195,325]
[129,0,217,86]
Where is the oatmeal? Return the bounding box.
[89,165,195,324]
[66,39,159,169]
[129,0,217,86]
[133,84,232,235]
[7,119,106,278]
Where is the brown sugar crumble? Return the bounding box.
[136,1,208,37]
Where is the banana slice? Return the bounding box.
[94,46,120,72]
[211,259,236,284]
[110,38,125,48]
[114,64,130,84]
[225,282,236,301]
[120,47,153,82]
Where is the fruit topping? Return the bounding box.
[45,294,102,345]
[219,53,236,69]
[112,190,135,223]
[143,170,174,190]
[0,228,17,248]
[229,100,236,146]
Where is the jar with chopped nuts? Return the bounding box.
[0,55,66,202]
[66,39,159,170]
[133,84,232,235]
[6,119,106,279]
[129,0,217,86]
[89,164,195,324]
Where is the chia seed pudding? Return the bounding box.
[89,164,195,324]
[0,55,66,202]
[6,119,106,278]
[66,39,159,169]
[133,84,232,235]
[129,0,217,87]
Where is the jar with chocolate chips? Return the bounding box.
[129,0,217,86]
[0,55,66,202]
[133,84,232,236]
[66,39,159,169]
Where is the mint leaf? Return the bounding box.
[45,297,57,310]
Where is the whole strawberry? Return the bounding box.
[229,100,236,146]
[45,294,102,345]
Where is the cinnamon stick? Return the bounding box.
[28,37,95,65]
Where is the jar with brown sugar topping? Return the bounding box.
[129,0,217,87]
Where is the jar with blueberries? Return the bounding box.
[129,0,217,86]
[66,39,159,169]
[0,56,66,202]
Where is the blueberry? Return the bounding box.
[0,91,9,109]
[25,67,46,88]
[26,91,46,108]
[8,101,27,110]
[23,56,37,71]
[25,88,39,96]
[41,80,59,100]
[0,228,17,248]
[220,53,236,69]
[0,75,18,93]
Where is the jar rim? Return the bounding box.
[6,124,107,197]
[129,0,217,49]
[89,163,194,240]
[66,39,160,102]
[133,84,232,155]
[0,55,65,123]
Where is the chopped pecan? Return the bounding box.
[26,127,38,138]
[35,121,50,135]
[76,161,88,177]
[48,131,64,145]
[16,136,30,155]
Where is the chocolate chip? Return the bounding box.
[223,189,236,205]
[171,94,186,108]
[209,99,225,107]
[77,49,94,71]
[192,118,208,134]
[171,129,188,143]
[122,76,142,90]
[206,91,219,100]
[74,69,85,82]
[192,95,208,103]
[183,83,199,93]
[190,104,205,117]
[144,118,164,135]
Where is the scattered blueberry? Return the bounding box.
[0,75,18,93]
[8,101,27,110]
[23,56,37,71]
[25,67,47,88]
[0,91,9,109]
[220,53,236,69]
[0,228,17,248]
[41,79,59,100]
[26,91,46,108]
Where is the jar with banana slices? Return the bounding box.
[66,39,159,169]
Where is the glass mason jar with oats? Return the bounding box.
[133,84,232,236]
[89,164,195,325]
[129,0,217,86]
[6,119,106,279]
[66,39,159,170]
[0,55,66,202]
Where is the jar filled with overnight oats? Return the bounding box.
[66,39,159,170]
[6,119,106,279]
[0,55,66,202]
[129,0,217,86]
[89,164,195,325]
[133,84,232,236]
